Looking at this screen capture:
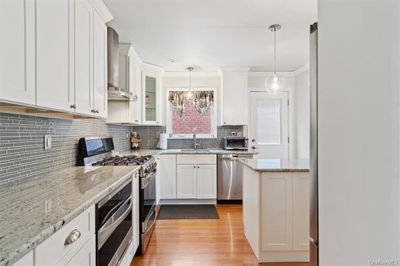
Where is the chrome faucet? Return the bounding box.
[193,128,200,150]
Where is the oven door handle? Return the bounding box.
[98,196,132,249]
[141,171,156,189]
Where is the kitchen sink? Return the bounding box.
[179,149,211,153]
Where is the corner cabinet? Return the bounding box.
[219,68,249,126]
[141,63,163,126]
[0,0,112,119]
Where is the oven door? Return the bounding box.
[97,181,133,266]
[141,171,156,227]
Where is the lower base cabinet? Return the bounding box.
[64,236,96,266]
[177,164,216,199]
[35,206,95,266]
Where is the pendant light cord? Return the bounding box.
[274,29,276,75]
[189,68,192,92]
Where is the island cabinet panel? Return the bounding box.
[0,0,36,105]
[242,166,260,255]
[159,155,177,199]
[261,173,293,251]
[292,172,310,250]
[242,164,310,262]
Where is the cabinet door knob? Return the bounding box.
[64,229,81,246]
[70,104,76,109]
[251,146,256,150]
[96,109,100,113]
[251,139,256,142]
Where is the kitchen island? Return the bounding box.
[240,158,310,263]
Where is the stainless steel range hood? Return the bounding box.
[107,27,132,100]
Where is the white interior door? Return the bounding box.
[250,91,289,158]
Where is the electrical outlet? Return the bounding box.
[44,135,52,150]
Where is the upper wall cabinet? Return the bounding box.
[0,0,36,105]
[36,0,73,112]
[0,0,112,119]
[142,63,163,126]
[74,0,93,116]
[92,11,108,118]
[107,44,143,124]
[220,68,249,126]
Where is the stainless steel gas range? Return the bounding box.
[77,137,158,262]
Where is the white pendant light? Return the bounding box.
[187,67,194,98]
[265,24,285,91]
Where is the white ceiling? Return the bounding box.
[104,0,317,72]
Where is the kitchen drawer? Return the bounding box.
[177,154,216,165]
[35,205,95,266]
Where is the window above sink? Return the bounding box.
[166,88,217,139]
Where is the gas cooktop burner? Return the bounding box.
[92,155,152,166]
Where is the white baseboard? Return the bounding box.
[159,199,217,205]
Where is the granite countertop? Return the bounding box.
[117,149,257,157]
[240,158,310,172]
[0,165,140,266]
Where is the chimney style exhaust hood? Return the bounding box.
[107,27,132,100]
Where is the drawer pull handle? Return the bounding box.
[64,229,81,246]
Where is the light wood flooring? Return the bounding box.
[131,204,309,266]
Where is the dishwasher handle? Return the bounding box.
[218,154,251,160]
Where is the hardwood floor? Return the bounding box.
[131,204,309,266]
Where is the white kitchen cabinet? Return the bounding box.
[142,63,163,126]
[261,173,293,251]
[92,10,107,118]
[64,236,96,266]
[35,206,95,266]
[220,68,249,126]
[159,155,177,199]
[177,165,197,199]
[242,166,310,262]
[0,0,111,118]
[292,172,310,251]
[13,250,33,266]
[0,0,36,105]
[36,0,74,112]
[176,164,217,199]
[196,165,217,199]
[74,0,93,115]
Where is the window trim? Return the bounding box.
[166,87,218,139]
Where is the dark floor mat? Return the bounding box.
[158,204,220,220]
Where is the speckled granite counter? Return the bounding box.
[117,149,257,157]
[0,165,140,266]
[240,158,309,172]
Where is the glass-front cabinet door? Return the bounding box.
[142,63,162,125]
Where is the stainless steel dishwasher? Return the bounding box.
[217,153,253,202]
